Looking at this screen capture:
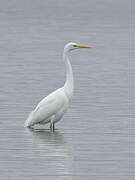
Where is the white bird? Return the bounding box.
[24,42,91,130]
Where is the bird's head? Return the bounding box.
[64,42,92,52]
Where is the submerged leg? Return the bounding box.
[50,122,55,131]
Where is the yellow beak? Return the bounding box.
[74,45,92,48]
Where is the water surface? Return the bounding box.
[0,0,135,179]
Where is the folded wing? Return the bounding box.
[25,88,66,127]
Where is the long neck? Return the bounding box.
[63,51,74,101]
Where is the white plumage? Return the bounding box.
[24,42,91,130]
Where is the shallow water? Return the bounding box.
[0,0,135,179]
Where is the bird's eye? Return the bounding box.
[73,45,77,47]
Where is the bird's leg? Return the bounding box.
[50,121,55,131]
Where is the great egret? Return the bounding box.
[24,42,91,130]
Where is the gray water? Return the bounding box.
[0,0,135,179]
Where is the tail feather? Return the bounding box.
[24,111,34,127]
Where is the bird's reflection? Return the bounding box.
[25,128,74,177]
